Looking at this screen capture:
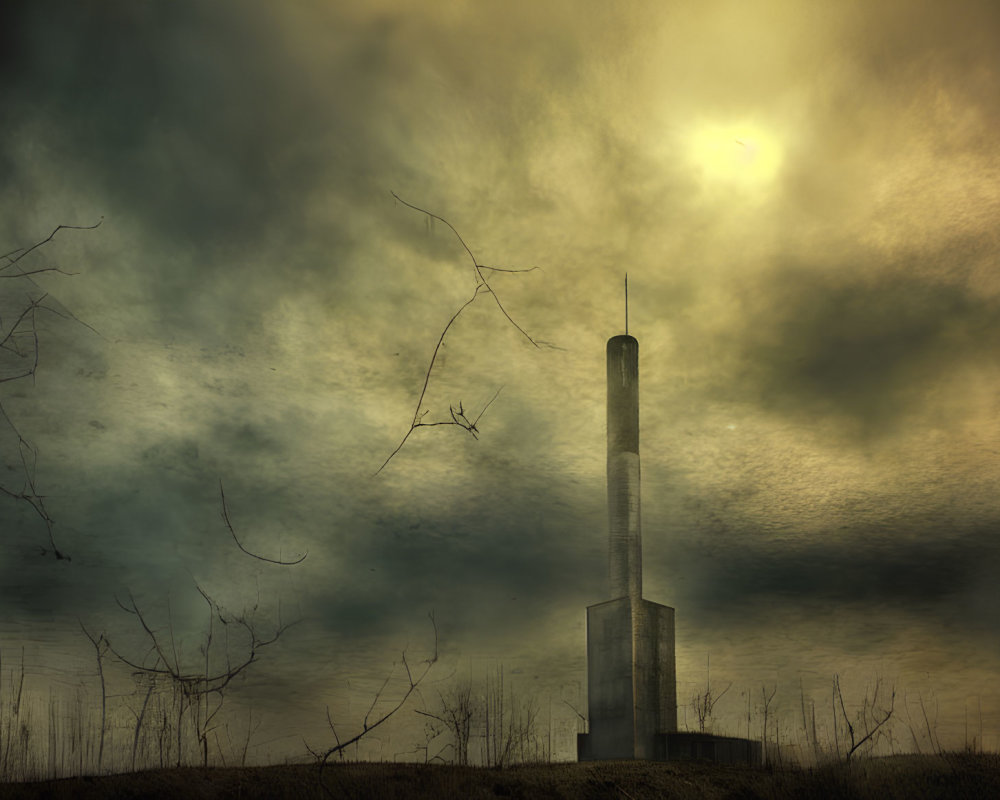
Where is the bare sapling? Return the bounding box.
[88,485,301,768]
[833,673,895,762]
[760,683,777,766]
[310,613,438,797]
[416,678,475,765]
[1,219,102,560]
[691,654,731,734]
[77,622,109,773]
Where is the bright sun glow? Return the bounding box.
[686,122,783,191]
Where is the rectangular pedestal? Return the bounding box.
[578,596,677,760]
[658,732,762,765]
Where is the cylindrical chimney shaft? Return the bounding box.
[607,334,642,600]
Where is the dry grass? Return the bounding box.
[1,753,998,799]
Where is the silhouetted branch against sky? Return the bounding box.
[316,611,438,785]
[218,479,307,565]
[375,194,550,476]
[107,585,297,689]
[0,218,103,561]
[101,581,300,768]
[0,218,103,272]
[835,673,896,762]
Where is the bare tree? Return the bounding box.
[1,220,102,560]
[226,707,261,768]
[798,677,821,764]
[481,664,542,767]
[0,647,28,780]
[415,665,546,768]
[416,678,474,766]
[77,621,109,773]
[760,683,777,766]
[833,673,895,762]
[375,194,552,476]
[80,484,302,769]
[308,614,437,797]
[102,583,296,768]
[691,655,731,734]
[901,688,941,756]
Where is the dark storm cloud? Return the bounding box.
[675,523,1000,630]
[308,476,605,641]
[728,239,1000,435]
[9,4,249,234]
[1,0,435,347]
[3,2,375,244]
[0,486,177,622]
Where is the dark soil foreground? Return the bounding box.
[1,754,999,800]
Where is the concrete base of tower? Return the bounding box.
[576,596,761,765]
[577,596,677,761]
[578,731,762,765]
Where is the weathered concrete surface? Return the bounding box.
[581,334,779,765]
[579,332,680,762]
[606,334,641,601]
[578,597,677,761]
[658,732,763,765]
[633,599,678,749]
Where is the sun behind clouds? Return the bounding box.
[685,120,784,194]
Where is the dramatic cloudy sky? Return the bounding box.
[2,0,999,763]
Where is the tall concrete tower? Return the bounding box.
[578,297,678,761]
[607,333,643,602]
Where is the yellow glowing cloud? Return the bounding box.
[685,121,783,192]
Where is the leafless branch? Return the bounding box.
[760,682,777,765]
[376,194,552,476]
[834,673,896,762]
[0,401,66,559]
[0,218,103,271]
[373,287,490,476]
[303,737,326,765]
[477,265,541,275]
[78,619,109,771]
[218,480,307,565]
[363,671,395,733]
[0,266,78,279]
[105,582,299,768]
[109,588,297,688]
[692,654,732,735]
[391,192,541,349]
[325,706,343,754]
[848,692,894,760]
[391,193,479,283]
[2,218,103,560]
[316,612,438,792]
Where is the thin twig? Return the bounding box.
[377,194,550,475]
[316,612,438,793]
[0,218,103,271]
[218,480,307,565]
[471,387,502,428]
[391,192,540,348]
[0,266,78,278]
[1,218,104,560]
[477,265,541,274]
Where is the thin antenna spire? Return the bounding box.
[625,273,629,335]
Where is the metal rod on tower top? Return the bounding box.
[625,273,629,335]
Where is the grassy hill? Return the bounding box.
[1,753,998,799]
